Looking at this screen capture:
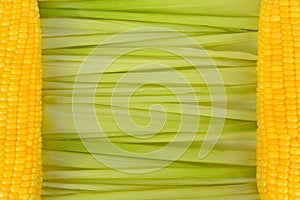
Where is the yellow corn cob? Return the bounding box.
[0,0,42,199]
[257,0,300,199]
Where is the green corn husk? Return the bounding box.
[39,0,260,199]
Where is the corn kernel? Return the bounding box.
[257,0,300,199]
[0,0,42,199]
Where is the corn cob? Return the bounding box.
[0,0,42,199]
[257,0,300,199]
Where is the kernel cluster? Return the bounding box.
[0,0,42,199]
[257,0,300,199]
